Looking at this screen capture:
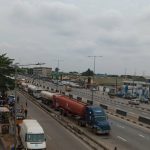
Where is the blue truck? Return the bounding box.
[85,106,111,134]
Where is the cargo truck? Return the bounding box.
[20,119,46,150]
[53,95,111,134]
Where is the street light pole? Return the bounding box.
[88,56,102,104]
[56,58,63,91]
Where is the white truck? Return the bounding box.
[20,119,46,150]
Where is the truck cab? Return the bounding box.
[85,106,111,134]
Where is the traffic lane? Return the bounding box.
[109,115,150,150]
[94,97,150,118]
[71,90,150,118]
[18,92,91,150]
[72,88,150,109]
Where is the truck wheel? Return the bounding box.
[93,128,97,134]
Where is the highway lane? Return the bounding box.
[109,115,150,150]
[18,92,92,150]
[24,77,150,118]
[18,89,150,150]
[70,89,150,118]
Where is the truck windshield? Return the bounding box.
[27,134,45,142]
[95,116,106,121]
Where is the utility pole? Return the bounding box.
[88,56,102,104]
[56,58,63,91]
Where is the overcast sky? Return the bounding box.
[1,0,150,75]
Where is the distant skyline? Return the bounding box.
[1,0,150,75]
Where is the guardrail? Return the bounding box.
[116,109,127,116]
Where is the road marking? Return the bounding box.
[117,125,125,129]
[129,112,135,114]
[138,134,145,138]
[141,112,147,115]
[46,134,52,140]
[117,136,127,142]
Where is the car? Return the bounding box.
[0,99,5,106]
[128,99,140,105]
[7,95,15,106]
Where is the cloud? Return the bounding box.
[1,0,150,74]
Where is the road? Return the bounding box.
[18,92,92,150]
[109,115,150,150]
[20,76,150,150]
[69,88,150,118]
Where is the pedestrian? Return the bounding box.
[20,105,24,113]
[24,108,28,118]
[17,96,19,103]
[11,144,15,150]
[17,124,20,135]
[114,146,117,150]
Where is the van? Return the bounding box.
[128,99,140,105]
[20,119,46,150]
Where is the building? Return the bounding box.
[33,67,52,78]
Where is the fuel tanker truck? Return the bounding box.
[53,95,111,134]
[27,84,43,99]
[40,91,60,106]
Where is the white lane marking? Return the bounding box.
[46,134,52,140]
[117,125,125,129]
[117,136,127,142]
[141,112,147,115]
[138,134,145,138]
[129,112,135,114]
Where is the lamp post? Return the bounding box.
[88,56,102,104]
[56,58,63,91]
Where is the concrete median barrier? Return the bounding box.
[100,104,108,110]
[69,94,73,99]
[77,97,82,101]
[116,109,127,116]
[138,116,150,125]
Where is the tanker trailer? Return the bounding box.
[53,95,111,134]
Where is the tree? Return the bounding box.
[0,53,14,95]
[81,68,94,76]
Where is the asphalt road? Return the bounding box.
[18,92,91,150]
[19,76,150,150]
[109,115,150,150]
[70,89,150,118]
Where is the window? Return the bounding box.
[27,134,45,142]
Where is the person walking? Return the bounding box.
[114,146,117,150]
[17,96,19,103]
[24,107,28,119]
[25,101,27,107]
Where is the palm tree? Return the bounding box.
[0,53,14,96]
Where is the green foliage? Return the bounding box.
[0,53,15,94]
[81,68,94,76]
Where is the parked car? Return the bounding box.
[128,99,140,105]
[7,95,15,106]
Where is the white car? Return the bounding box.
[128,99,140,105]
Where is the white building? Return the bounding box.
[33,67,52,77]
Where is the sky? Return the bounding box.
[1,0,150,75]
